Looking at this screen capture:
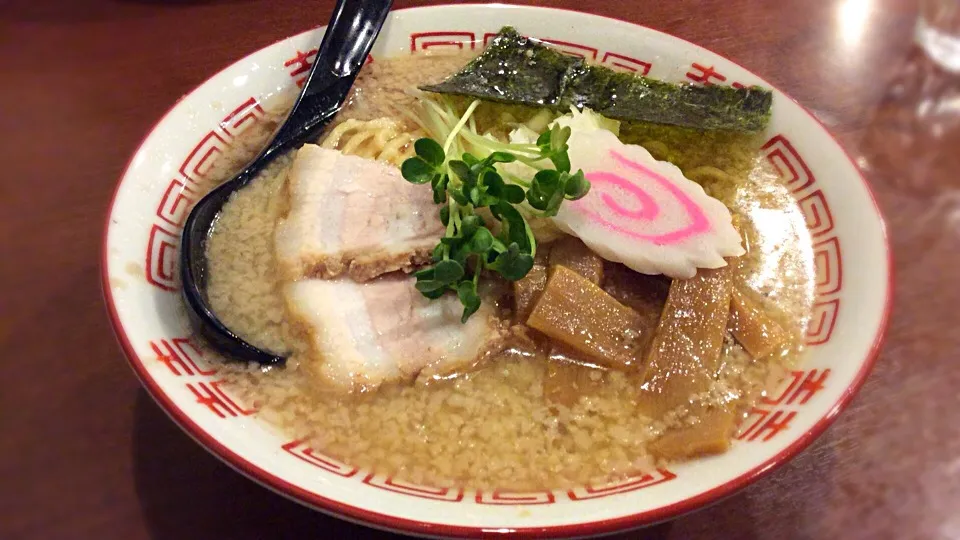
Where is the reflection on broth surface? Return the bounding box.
[194,50,814,490]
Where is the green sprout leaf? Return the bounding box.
[420,287,448,300]
[465,227,494,254]
[462,153,481,167]
[413,267,447,293]
[550,149,571,174]
[456,281,482,323]
[401,157,439,184]
[563,169,591,200]
[502,184,526,204]
[448,160,472,183]
[460,214,483,238]
[434,259,465,283]
[415,137,445,166]
[491,201,528,251]
[402,138,448,185]
[526,169,564,216]
[489,243,535,281]
[536,125,572,172]
[400,107,592,321]
[450,188,469,206]
[486,151,517,164]
[430,174,449,204]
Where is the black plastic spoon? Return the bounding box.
[179,0,393,366]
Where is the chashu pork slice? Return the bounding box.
[285,273,500,391]
[275,145,444,281]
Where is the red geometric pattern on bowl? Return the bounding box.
[685,62,749,89]
[807,298,841,346]
[600,52,652,75]
[476,490,556,505]
[148,337,253,419]
[186,380,256,418]
[411,31,478,52]
[762,134,815,193]
[282,440,360,478]
[179,131,229,184]
[267,435,676,505]
[145,224,180,291]
[813,237,842,295]
[362,474,466,502]
[567,469,677,500]
[133,35,856,507]
[156,179,195,229]
[143,97,265,291]
[760,134,842,346]
[736,368,832,443]
[150,337,216,377]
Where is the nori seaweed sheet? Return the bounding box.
[420,27,772,133]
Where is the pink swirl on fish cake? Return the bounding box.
[571,150,712,246]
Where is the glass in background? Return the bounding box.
[916,0,960,72]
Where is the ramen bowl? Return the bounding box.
[102,4,891,537]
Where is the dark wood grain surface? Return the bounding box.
[2,0,958,538]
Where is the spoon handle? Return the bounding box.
[258,0,394,166]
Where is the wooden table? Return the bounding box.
[3,0,957,538]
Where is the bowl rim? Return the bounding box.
[101,3,893,538]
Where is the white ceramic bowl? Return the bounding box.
[102,4,892,537]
